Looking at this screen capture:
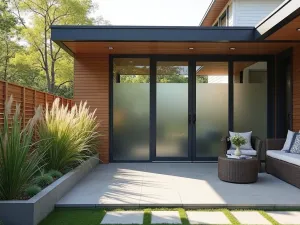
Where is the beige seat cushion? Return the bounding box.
[267,150,300,167]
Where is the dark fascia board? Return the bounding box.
[255,0,300,40]
[51,25,255,43]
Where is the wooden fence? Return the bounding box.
[0,80,73,126]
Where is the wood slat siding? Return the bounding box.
[293,46,300,131]
[74,55,109,163]
[0,80,73,126]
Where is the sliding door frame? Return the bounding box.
[109,54,275,162]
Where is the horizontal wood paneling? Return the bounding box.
[74,55,109,163]
[267,16,300,41]
[293,46,300,131]
[65,41,300,56]
[201,0,230,26]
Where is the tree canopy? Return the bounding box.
[0,0,109,98]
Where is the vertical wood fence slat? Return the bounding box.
[0,80,73,126]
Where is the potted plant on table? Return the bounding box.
[229,134,247,156]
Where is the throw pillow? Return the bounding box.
[289,133,300,154]
[282,130,295,151]
[229,131,253,150]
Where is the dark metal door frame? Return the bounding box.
[109,54,275,162]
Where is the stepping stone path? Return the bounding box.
[100,210,300,224]
[151,211,181,224]
[101,211,144,224]
[186,211,231,224]
[267,211,300,225]
[231,211,271,225]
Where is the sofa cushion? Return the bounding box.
[290,133,300,154]
[267,150,300,167]
[229,131,253,150]
[227,149,257,156]
[282,130,295,151]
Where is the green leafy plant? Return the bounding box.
[229,135,247,148]
[25,185,42,198]
[0,96,44,200]
[35,174,53,188]
[37,99,99,171]
[47,170,63,180]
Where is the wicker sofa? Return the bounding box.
[266,139,300,189]
[222,136,262,170]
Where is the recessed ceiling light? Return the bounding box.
[108,46,114,50]
[188,47,194,50]
[297,28,300,32]
[229,47,236,50]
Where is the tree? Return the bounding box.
[12,0,100,95]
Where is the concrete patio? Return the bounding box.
[56,163,300,208]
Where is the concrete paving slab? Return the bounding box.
[151,211,181,224]
[267,211,300,224]
[231,211,271,225]
[100,211,144,224]
[56,163,300,208]
[186,211,231,224]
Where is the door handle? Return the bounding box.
[188,114,192,124]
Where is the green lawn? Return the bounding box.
[39,208,290,225]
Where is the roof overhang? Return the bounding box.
[255,0,300,40]
[199,0,230,26]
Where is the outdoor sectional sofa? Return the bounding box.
[266,139,300,189]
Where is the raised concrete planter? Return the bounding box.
[0,155,99,225]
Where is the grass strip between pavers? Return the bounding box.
[144,209,151,225]
[222,209,241,225]
[259,211,280,225]
[39,208,300,225]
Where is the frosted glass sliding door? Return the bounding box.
[233,61,267,142]
[112,58,150,160]
[195,62,228,158]
[156,61,189,158]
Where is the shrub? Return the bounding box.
[37,99,99,171]
[35,174,53,188]
[25,185,42,198]
[48,170,63,179]
[0,96,44,200]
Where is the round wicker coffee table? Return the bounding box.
[218,156,259,183]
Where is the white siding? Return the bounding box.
[228,3,233,26]
[233,0,284,26]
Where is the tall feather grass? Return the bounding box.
[0,96,44,200]
[37,99,99,172]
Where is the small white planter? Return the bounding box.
[0,155,99,225]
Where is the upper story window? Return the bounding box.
[213,4,231,27]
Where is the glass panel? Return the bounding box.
[113,58,150,160]
[156,61,189,158]
[233,61,267,144]
[196,62,228,158]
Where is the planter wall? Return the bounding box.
[0,155,99,225]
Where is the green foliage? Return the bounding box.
[48,170,63,180]
[0,96,44,200]
[0,0,17,33]
[25,185,42,198]
[37,98,100,171]
[35,174,54,188]
[230,134,247,147]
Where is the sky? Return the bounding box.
[92,0,212,26]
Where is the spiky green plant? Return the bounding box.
[47,170,63,180]
[35,174,53,188]
[25,185,42,198]
[0,96,44,200]
[37,98,99,171]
